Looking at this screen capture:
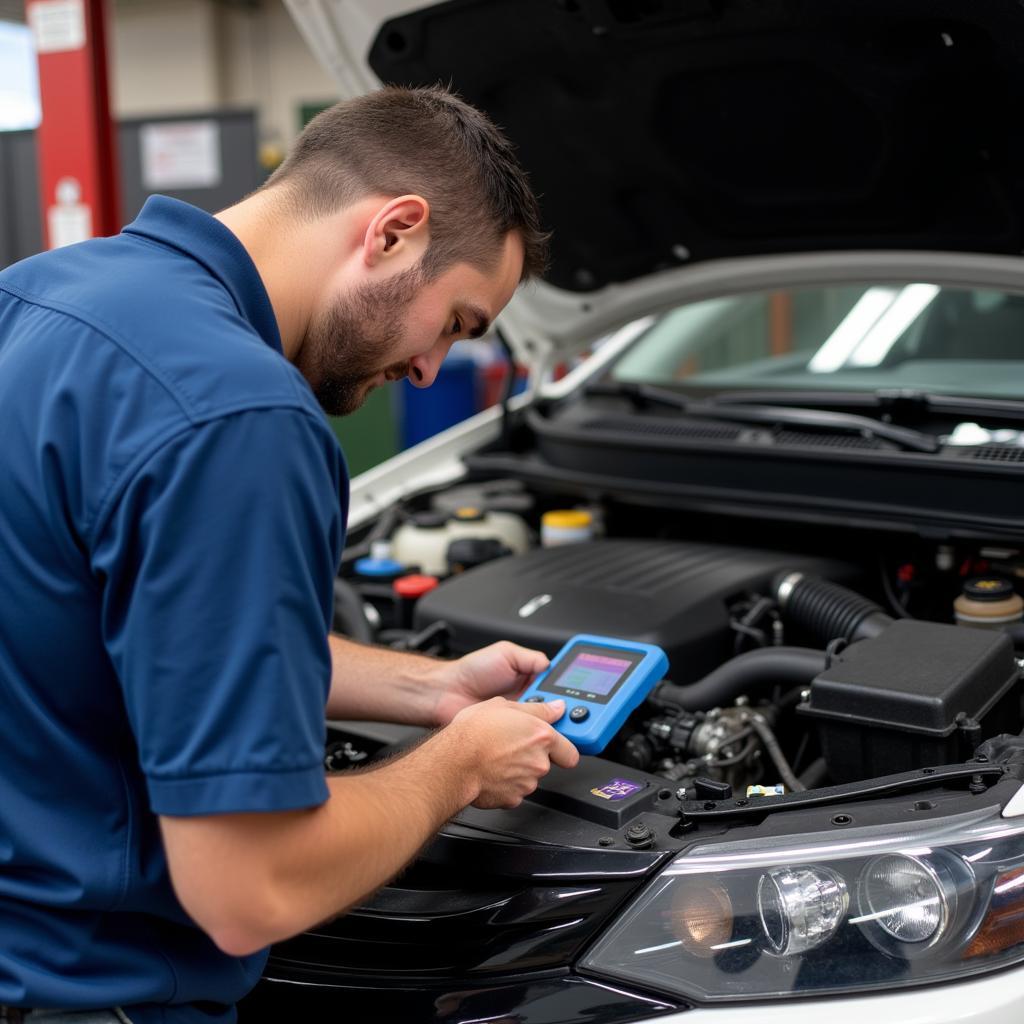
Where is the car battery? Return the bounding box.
[799,619,1022,782]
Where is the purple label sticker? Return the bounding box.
[591,778,645,801]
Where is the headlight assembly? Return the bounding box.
[580,806,1024,1001]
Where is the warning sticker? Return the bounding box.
[141,121,222,191]
[591,778,645,801]
[28,0,86,55]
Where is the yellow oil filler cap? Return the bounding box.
[541,509,594,547]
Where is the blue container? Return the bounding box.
[400,354,479,449]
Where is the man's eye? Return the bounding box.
[451,317,462,335]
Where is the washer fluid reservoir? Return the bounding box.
[391,507,529,575]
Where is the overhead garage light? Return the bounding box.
[847,283,940,367]
[808,287,898,373]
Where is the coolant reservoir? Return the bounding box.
[391,511,452,576]
[954,576,1024,629]
[444,507,530,569]
[391,507,529,575]
[449,505,529,544]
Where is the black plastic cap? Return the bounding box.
[964,577,1016,603]
[411,510,449,529]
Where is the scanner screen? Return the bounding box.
[537,643,644,705]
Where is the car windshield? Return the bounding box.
[611,283,1024,400]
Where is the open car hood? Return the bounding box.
[286,0,1024,367]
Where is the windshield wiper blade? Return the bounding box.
[714,388,1024,423]
[704,401,942,452]
[585,380,690,411]
[586,381,941,453]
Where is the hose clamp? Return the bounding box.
[775,572,805,609]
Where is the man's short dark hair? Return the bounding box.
[266,85,549,282]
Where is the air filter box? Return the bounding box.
[800,619,1021,782]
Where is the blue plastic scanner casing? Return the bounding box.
[518,634,669,755]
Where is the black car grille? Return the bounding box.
[265,825,659,982]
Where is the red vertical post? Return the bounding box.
[769,291,794,356]
[27,0,120,249]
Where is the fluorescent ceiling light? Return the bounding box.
[808,287,898,373]
[848,283,940,367]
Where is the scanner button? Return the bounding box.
[525,696,545,703]
[569,705,590,722]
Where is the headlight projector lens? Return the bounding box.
[757,866,849,955]
[861,855,952,946]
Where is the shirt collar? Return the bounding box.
[122,195,283,355]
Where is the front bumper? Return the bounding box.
[661,965,1024,1024]
[239,963,1024,1023]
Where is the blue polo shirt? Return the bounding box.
[0,197,347,1022]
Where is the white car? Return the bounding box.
[241,3,1024,1021]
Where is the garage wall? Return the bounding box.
[112,0,223,116]
[111,0,340,149]
[219,1,340,149]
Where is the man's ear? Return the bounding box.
[362,195,430,267]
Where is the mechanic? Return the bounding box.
[0,86,578,1024]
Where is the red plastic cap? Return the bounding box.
[393,574,440,599]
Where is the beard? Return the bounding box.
[297,263,424,416]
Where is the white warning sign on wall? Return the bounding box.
[141,120,222,191]
[47,177,92,249]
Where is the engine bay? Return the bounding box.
[330,476,1024,833]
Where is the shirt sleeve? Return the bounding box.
[92,407,345,816]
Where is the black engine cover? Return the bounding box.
[414,539,849,682]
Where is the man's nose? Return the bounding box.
[408,341,449,389]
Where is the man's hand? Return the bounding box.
[431,640,549,726]
[443,695,580,807]
[162,691,578,956]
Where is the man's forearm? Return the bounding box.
[161,696,573,958]
[256,734,476,942]
[325,633,445,725]
[161,725,478,957]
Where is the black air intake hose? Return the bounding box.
[653,646,826,711]
[774,572,892,646]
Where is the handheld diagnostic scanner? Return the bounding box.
[518,634,669,755]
